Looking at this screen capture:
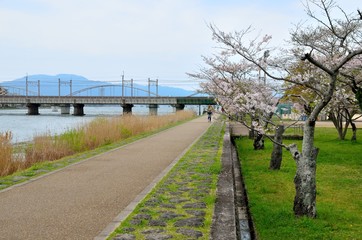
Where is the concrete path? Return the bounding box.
[0,116,210,240]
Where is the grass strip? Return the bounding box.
[0,115,197,191]
[234,127,361,240]
[107,121,224,239]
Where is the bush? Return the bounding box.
[1,111,195,177]
[0,132,20,176]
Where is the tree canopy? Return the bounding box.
[191,0,362,218]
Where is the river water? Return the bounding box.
[0,105,199,143]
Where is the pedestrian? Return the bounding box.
[207,105,214,122]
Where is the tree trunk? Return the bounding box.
[288,120,318,218]
[253,133,264,150]
[351,122,357,142]
[355,88,362,112]
[249,126,255,139]
[329,111,348,140]
[346,109,357,142]
[269,125,284,170]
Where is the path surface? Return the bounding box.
[0,117,210,240]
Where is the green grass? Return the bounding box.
[235,127,361,240]
[107,121,224,239]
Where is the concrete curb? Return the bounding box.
[211,122,253,240]
[211,122,237,239]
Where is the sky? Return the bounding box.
[0,0,360,91]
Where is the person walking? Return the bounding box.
[207,105,214,122]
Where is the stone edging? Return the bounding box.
[211,122,253,240]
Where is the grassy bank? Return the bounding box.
[108,121,224,239]
[0,112,194,178]
[0,132,23,177]
[235,128,361,239]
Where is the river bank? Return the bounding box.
[0,116,214,239]
[0,105,192,143]
[0,111,195,177]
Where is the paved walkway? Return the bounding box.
[0,117,210,240]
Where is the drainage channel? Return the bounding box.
[231,137,256,240]
[211,123,255,240]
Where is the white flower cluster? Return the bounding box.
[201,73,277,134]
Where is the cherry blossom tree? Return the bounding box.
[188,53,281,150]
[340,57,362,111]
[189,45,297,172]
[197,0,362,218]
[326,87,360,140]
[285,62,360,141]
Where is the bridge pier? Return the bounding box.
[122,104,134,115]
[173,104,185,112]
[26,103,40,115]
[149,104,158,115]
[73,104,85,116]
[60,104,71,114]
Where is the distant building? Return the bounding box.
[276,103,292,118]
[0,86,8,95]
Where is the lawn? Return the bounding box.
[235,127,361,240]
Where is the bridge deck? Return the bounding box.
[0,96,215,105]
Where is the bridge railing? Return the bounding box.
[0,96,215,105]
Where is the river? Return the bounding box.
[0,105,199,143]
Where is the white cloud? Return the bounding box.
[0,0,361,88]
[1,0,211,55]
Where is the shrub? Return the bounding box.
[0,132,22,176]
[1,111,195,177]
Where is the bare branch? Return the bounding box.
[334,49,362,72]
[358,9,362,20]
[301,53,334,75]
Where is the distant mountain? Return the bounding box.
[1,74,196,97]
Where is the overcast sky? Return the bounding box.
[0,0,360,90]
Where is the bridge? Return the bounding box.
[0,77,216,115]
[0,96,216,116]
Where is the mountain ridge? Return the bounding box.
[1,74,196,97]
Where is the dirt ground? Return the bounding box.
[316,121,362,128]
[229,121,362,137]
